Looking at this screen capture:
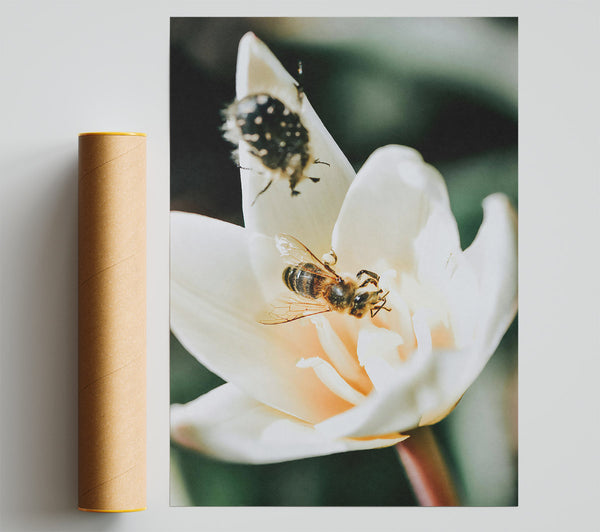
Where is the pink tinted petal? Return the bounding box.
[171,212,351,423]
[310,315,371,393]
[297,357,366,405]
[316,345,471,437]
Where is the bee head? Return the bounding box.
[350,291,377,318]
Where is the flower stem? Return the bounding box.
[395,426,459,506]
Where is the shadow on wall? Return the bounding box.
[0,145,120,528]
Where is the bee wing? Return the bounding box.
[275,234,338,280]
[259,294,332,325]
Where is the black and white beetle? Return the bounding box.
[222,91,329,204]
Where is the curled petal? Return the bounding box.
[171,384,407,464]
[461,193,518,387]
[332,145,460,275]
[235,32,355,257]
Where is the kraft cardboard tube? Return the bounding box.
[78,132,146,512]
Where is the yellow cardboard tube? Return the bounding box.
[78,132,147,512]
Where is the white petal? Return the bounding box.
[311,315,371,393]
[413,200,463,286]
[297,357,366,406]
[171,384,406,464]
[412,310,433,358]
[316,347,433,437]
[316,345,470,438]
[433,250,480,349]
[377,271,417,350]
[170,212,351,423]
[317,197,517,437]
[235,32,298,104]
[356,324,405,390]
[332,145,460,275]
[461,193,518,385]
[235,32,355,257]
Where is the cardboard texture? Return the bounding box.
[78,133,146,512]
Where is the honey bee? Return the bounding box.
[222,92,329,205]
[260,235,391,325]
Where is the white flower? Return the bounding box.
[170,33,517,464]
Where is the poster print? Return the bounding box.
[170,17,517,506]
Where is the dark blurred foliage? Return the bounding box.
[170,17,517,506]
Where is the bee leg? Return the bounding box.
[289,174,302,197]
[370,307,380,318]
[356,270,380,283]
[371,304,392,317]
[371,292,391,317]
[251,178,274,206]
[358,278,378,288]
[313,158,330,166]
[322,249,338,269]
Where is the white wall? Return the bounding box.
[1,1,598,531]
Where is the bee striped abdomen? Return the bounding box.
[283,263,325,299]
[261,235,390,325]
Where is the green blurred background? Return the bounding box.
[170,17,518,506]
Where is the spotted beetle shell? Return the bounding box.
[223,93,312,192]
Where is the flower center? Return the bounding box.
[295,268,456,409]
